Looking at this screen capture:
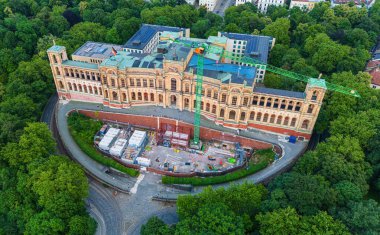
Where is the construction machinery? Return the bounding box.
[166,38,360,148]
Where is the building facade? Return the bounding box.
[47,25,325,140]
[289,0,323,10]
[235,0,285,13]
[199,0,218,11]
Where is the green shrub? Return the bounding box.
[68,113,139,177]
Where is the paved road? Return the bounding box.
[52,100,307,234]
[213,0,235,16]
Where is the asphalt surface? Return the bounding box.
[213,0,235,16]
[47,99,308,235]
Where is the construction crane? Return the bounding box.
[165,39,360,148]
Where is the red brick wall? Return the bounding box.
[78,110,273,149]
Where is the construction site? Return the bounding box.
[93,121,250,174]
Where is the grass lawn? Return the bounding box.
[67,112,139,177]
[162,148,275,186]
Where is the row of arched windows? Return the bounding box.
[217,109,310,129]
[129,78,155,88]
[182,98,218,114]
[64,68,100,81]
[67,82,102,96]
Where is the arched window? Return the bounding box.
[291,118,297,127]
[302,120,309,129]
[231,96,238,105]
[122,93,127,101]
[201,101,204,110]
[158,80,163,89]
[277,116,283,125]
[221,94,227,103]
[295,102,302,112]
[307,104,314,114]
[75,70,80,78]
[201,88,205,96]
[55,67,61,75]
[280,100,286,109]
[207,89,212,98]
[78,84,82,92]
[287,101,294,111]
[112,91,118,100]
[137,92,142,100]
[273,99,279,108]
[249,111,255,120]
[252,96,259,105]
[256,112,262,121]
[144,92,148,101]
[270,114,275,123]
[94,87,98,95]
[259,97,265,106]
[64,68,69,76]
[243,97,249,106]
[104,90,108,98]
[212,105,216,114]
[131,92,136,100]
[229,110,236,120]
[150,93,154,101]
[89,86,93,94]
[171,78,176,91]
[312,91,318,101]
[184,98,189,108]
[59,81,64,89]
[240,112,246,121]
[206,103,210,112]
[159,94,163,103]
[266,98,272,107]
[263,113,269,122]
[284,117,289,125]
[73,83,77,91]
[220,108,225,118]
[99,88,102,96]
[83,85,88,93]
[184,83,190,93]
[68,82,72,90]
[52,55,58,63]
[213,90,218,99]
[111,79,116,87]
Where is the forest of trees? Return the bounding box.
[0,0,379,234]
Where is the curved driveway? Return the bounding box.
[55,100,308,234]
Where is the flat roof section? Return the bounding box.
[62,60,99,70]
[124,24,188,50]
[73,41,123,60]
[253,87,305,99]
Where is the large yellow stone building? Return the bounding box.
[48,24,326,139]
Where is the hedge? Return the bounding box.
[68,113,139,177]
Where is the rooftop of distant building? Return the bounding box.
[72,42,123,59]
[123,24,188,50]
[219,32,273,63]
[331,0,374,5]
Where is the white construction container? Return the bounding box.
[98,128,120,151]
[136,157,151,167]
[109,138,128,157]
[128,130,147,148]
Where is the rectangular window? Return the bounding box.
[150,80,154,87]
[130,78,135,86]
[143,79,147,87]
[136,79,141,87]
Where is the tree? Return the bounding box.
[30,156,89,219]
[141,216,172,235]
[262,18,291,45]
[266,172,336,215]
[257,207,350,235]
[175,203,245,235]
[334,200,380,234]
[0,123,55,167]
